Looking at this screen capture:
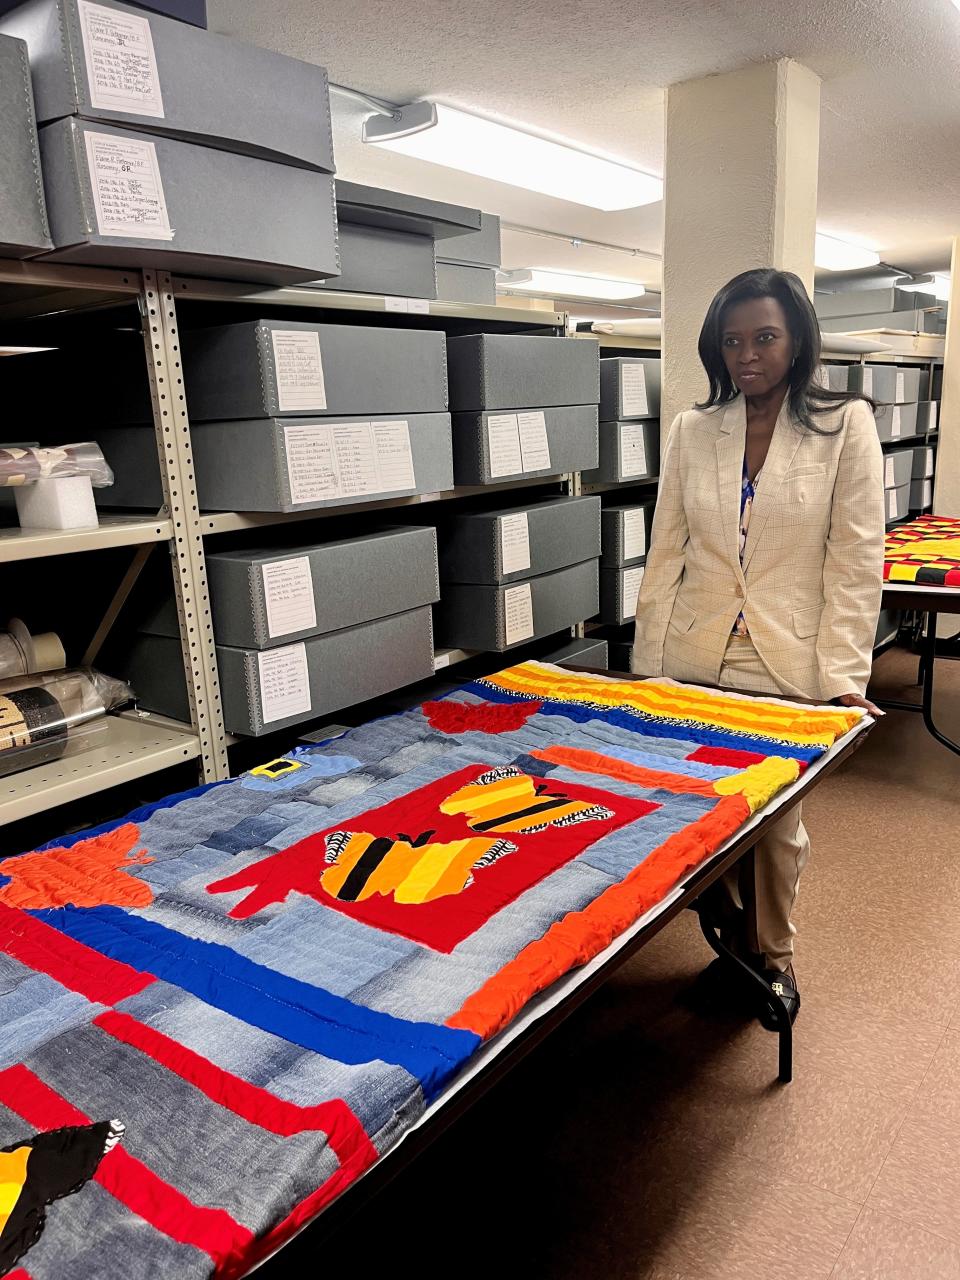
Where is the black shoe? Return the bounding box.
[679,957,761,1018]
[757,966,801,1030]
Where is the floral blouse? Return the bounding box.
[732,456,761,637]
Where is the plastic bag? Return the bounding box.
[0,443,114,489]
[0,667,133,777]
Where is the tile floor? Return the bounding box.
[264,643,960,1280]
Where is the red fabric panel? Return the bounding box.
[687,745,767,768]
[0,902,153,1004]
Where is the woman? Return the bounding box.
[633,267,885,1024]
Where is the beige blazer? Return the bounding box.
[633,394,885,700]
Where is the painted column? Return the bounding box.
[934,237,958,516]
[661,59,822,430]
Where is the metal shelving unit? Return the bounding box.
[0,261,581,828]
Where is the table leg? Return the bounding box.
[695,896,793,1085]
[919,611,960,757]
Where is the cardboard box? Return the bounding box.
[37,117,338,282]
[583,419,660,484]
[910,477,933,512]
[874,403,919,444]
[885,482,909,524]
[436,211,501,268]
[598,564,645,625]
[446,333,600,411]
[433,558,599,652]
[124,605,436,736]
[847,365,922,404]
[452,403,598,485]
[601,501,655,566]
[202,526,439,649]
[541,636,608,671]
[95,411,454,511]
[916,401,939,434]
[436,262,497,306]
[181,320,447,421]
[437,495,600,584]
[883,449,914,490]
[815,288,936,318]
[311,222,436,299]
[912,445,935,479]
[0,0,332,169]
[0,33,52,255]
[599,357,661,420]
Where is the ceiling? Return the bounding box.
[207,0,960,291]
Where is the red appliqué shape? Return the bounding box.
[206,764,658,952]
[422,699,542,735]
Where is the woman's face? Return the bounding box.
[720,296,795,396]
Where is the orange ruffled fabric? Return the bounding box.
[446,793,751,1040]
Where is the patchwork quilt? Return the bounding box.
[0,662,860,1279]
[885,514,960,586]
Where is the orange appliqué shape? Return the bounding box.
[0,823,154,910]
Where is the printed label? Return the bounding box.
[622,508,647,561]
[621,362,649,417]
[261,557,317,639]
[887,489,897,521]
[891,407,902,439]
[622,565,646,619]
[620,422,648,477]
[257,643,311,724]
[384,297,431,314]
[517,410,551,472]
[84,131,172,239]
[486,413,523,478]
[500,512,531,575]
[504,582,535,645]
[79,0,164,118]
[861,367,874,397]
[371,420,416,490]
[884,457,895,488]
[271,330,327,413]
[895,371,905,403]
[283,421,415,505]
[284,424,339,504]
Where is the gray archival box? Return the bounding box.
[437,495,601,584]
[452,404,599,485]
[446,333,600,411]
[0,33,51,254]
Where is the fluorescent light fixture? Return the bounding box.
[363,102,662,211]
[814,233,881,271]
[897,272,952,301]
[497,268,646,301]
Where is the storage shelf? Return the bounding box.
[0,711,200,826]
[200,476,568,535]
[582,478,660,495]
[170,276,565,327]
[0,514,173,562]
[0,259,142,322]
[433,647,478,671]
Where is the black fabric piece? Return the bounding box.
[471,796,571,832]
[337,836,395,902]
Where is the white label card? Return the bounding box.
[517,410,551,472]
[283,421,415,505]
[862,368,874,397]
[887,489,897,521]
[499,512,531,576]
[78,0,165,118]
[884,457,895,488]
[622,565,646,619]
[84,131,172,239]
[891,407,902,439]
[486,413,523,479]
[621,362,649,417]
[620,422,648,477]
[261,557,317,639]
[504,582,534,645]
[622,508,647,561]
[384,297,431,314]
[257,642,311,724]
[271,330,327,413]
[895,371,905,402]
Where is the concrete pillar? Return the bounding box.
[934,237,959,516]
[660,59,821,430]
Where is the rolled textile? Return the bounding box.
[0,667,132,777]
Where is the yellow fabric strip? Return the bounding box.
[0,1144,31,1234]
[713,757,801,812]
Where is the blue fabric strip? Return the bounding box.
[32,905,479,1101]
[463,682,824,763]
[37,776,234,851]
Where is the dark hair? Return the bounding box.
[696,267,872,433]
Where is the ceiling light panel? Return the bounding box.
[814,233,881,271]
[364,102,663,212]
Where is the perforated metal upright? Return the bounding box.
[138,269,229,781]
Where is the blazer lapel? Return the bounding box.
[715,397,747,586]
[741,398,804,572]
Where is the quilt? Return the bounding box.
[0,662,860,1279]
[884,514,960,586]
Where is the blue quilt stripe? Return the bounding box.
[463,682,824,763]
[33,905,479,1101]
